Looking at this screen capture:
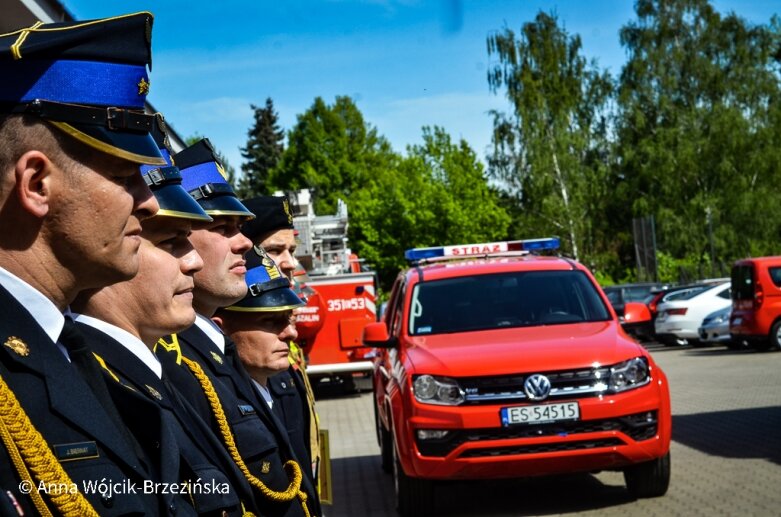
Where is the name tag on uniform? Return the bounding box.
[238,405,256,415]
[53,441,99,462]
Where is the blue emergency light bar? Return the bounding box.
[404,237,560,262]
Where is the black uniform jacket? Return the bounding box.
[157,324,320,517]
[268,368,316,488]
[0,285,159,516]
[78,322,251,516]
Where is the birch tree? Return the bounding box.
[487,12,613,261]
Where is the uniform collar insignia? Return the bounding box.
[4,336,29,357]
[261,461,271,474]
[155,334,182,365]
[210,351,224,364]
[145,384,162,401]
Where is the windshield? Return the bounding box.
[665,286,708,302]
[408,270,611,335]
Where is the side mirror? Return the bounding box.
[363,321,397,348]
[622,302,652,324]
[620,302,653,341]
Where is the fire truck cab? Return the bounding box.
[288,190,378,387]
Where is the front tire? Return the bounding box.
[768,320,781,351]
[624,452,671,498]
[378,408,393,473]
[393,437,434,516]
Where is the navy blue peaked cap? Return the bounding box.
[176,139,254,219]
[224,246,304,312]
[140,115,212,222]
[0,12,165,165]
[241,196,295,244]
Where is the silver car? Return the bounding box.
[698,306,732,346]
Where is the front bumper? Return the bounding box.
[655,318,698,339]
[698,324,731,343]
[396,381,671,480]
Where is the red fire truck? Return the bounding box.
[289,190,378,388]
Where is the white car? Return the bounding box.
[655,282,732,346]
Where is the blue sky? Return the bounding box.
[66,1,778,173]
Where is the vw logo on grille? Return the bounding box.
[524,374,551,401]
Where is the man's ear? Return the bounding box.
[211,315,225,330]
[15,151,54,218]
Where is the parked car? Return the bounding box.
[698,306,734,347]
[366,238,672,516]
[647,279,729,321]
[655,282,731,346]
[603,282,667,317]
[730,256,781,351]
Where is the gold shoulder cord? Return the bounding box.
[156,337,312,517]
[0,374,98,517]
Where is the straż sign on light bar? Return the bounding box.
[404,237,560,262]
[444,242,508,256]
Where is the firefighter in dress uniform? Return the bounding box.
[241,196,321,490]
[71,118,258,516]
[154,140,319,517]
[0,13,172,516]
[214,246,323,511]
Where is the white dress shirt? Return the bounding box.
[194,313,226,354]
[0,265,67,358]
[74,313,163,379]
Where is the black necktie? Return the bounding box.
[223,337,238,366]
[59,318,148,467]
[60,318,118,414]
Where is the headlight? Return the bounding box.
[413,375,464,405]
[608,357,650,392]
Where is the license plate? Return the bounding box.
[501,402,580,426]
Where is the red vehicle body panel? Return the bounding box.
[730,256,781,342]
[303,272,378,376]
[373,255,672,481]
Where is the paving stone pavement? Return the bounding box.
[315,344,781,516]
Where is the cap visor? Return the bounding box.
[152,183,213,222]
[224,287,305,312]
[49,121,166,165]
[198,195,256,219]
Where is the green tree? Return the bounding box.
[351,127,510,290]
[616,0,781,270]
[238,98,285,197]
[268,96,396,214]
[184,134,237,188]
[486,12,614,262]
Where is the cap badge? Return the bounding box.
[261,461,271,474]
[145,385,163,401]
[216,162,228,181]
[283,199,293,224]
[210,351,224,365]
[4,336,29,357]
[137,77,150,96]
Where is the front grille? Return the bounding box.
[460,367,614,404]
[459,438,623,458]
[416,411,657,457]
